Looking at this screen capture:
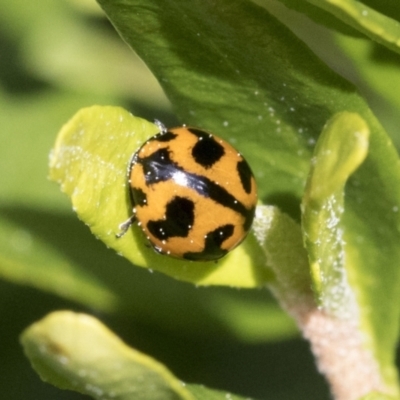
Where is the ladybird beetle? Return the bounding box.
[117,121,257,261]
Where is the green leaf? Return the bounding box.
[262,0,363,36]
[49,105,270,287]
[302,111,370,313]
[310,0,400,55]
[21,311,195,400]
[279,0,400,56]
[21,311,258,400]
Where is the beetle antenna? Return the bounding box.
[154,119,167,134]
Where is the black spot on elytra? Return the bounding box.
[237,159,253,194]
[140,148,176,184]
[183,224,234,261]
[209,224,234,246]
[156,130,178,142]
[186,175,253,223]
[131,187,147,207]
[188,128,225,168]
[147,197,195,240]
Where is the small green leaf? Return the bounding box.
[49,105,269,288]
[21,311,259,400]
[21,311,194,400]
[302,111,370,313]
[303,112,370,204]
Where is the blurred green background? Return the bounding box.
[2,0,400,399]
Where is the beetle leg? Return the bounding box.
[116,215,136,238]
